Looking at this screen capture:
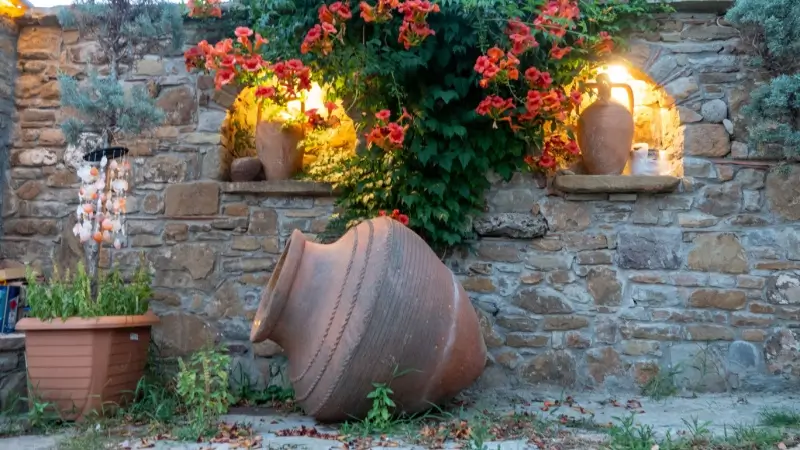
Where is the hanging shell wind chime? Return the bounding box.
[73,154,131,249]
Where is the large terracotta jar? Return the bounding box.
[577,73,635,175]
[254,121,305,181]
[250,217,487,422]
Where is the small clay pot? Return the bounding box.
[230,156,263,182]
[254,121,305,181]
[250,217,487,422]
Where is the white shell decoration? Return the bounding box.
[73,153,131,247]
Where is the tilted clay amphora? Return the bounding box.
[577,73,635,175]
[250,217,487,422]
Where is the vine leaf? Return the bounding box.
[431,87,460,104]
[418,141,439,164]
[458,150,472,168]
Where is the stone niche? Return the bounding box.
[580,62,684,178]
[212,83,358,182]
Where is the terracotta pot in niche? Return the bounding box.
[577,73,635,175]
[250,217,487,422]
[254,121,305,181]
[230,156,263,182]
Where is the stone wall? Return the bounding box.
[3,5,800,393]
[0,16,22,408]
[0,16,18,233]
[0,334,26,410]
[459,167,800,393]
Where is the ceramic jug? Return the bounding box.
[577,73,635,175]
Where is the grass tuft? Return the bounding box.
[759,407,800,428]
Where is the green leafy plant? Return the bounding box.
[640,364,681,400]
[25,255,152,320]
[57,0,183,147]
[365,382,396,431]
[230,358,295,407]
[760,407,800,427]
[605,413,659,450]
[726,0,800,72]
[224,99,258,160]
[604,413,792,450]
[25,398,64,433]
[337,381,402,436]
[121,374,180,427]
[726,0,800,157]
[175,345,234,440]
[230,118,256,159]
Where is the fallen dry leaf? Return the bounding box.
[275,425,340,440]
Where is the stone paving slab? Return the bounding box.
[2,389,800,449]
[481,387,800,437]
[0,435,58,449]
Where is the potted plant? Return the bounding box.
[184,27,318,180]
[251,60,314,181]
[12,0,182,420]
[17,258,155,420]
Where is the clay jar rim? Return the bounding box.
[250,229,307,343]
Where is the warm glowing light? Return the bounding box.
[286,82,326,114]
[278,82,326,122]
[594,64,648,113]
[597,65,634,83]
[0,0,28,18]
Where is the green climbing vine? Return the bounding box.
[194,0,669,248]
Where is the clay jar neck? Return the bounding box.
[255,229,331,350]
[594,73,613,104]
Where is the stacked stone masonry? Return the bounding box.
[0,17,18,231]
[3,5,800,393]
[0,334,26,411]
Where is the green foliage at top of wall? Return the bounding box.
[726,0,800,157]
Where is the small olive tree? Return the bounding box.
[726,0,800,156]
[57,0,184,148]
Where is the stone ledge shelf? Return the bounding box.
[646,0,733,13]
[220,180,335,197]
[553,175,681,194]
[0,333,25,351]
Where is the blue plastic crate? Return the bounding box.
[0,285,21,334]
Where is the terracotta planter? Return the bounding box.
[230,156,263,182]
[16,311,159,421]
[254,121,305,181]
[250,217,487,422]
[577,73,635,175]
